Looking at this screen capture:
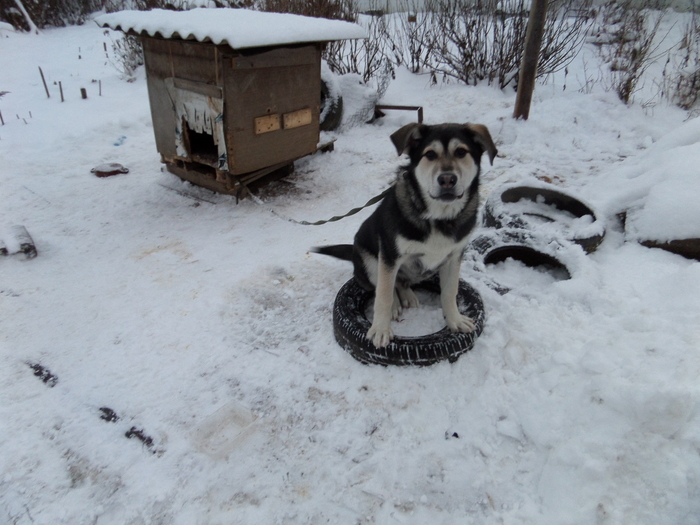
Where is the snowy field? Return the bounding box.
[2,11,700,525]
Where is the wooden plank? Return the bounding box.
[283,108,312,129]
[173,78,223,99]
[254,114,281,134]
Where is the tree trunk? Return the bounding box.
[513,0,548,120]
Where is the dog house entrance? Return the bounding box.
[183,121,219,165]
[166,77,229,171]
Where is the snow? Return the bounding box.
[2,13,700,525]
[95,8,367,49]
[598,117,700,242]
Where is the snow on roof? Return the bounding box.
[95,8,367,50]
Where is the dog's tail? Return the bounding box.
[311,244,354,262]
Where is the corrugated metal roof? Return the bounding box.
[95,8,367,50]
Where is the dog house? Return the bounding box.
[96,8,365,197]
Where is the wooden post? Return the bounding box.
[513,0,549,120]
[38,67,50,98]
[0,111,4,126]
[80,88,87,99]
[59,81,64,102]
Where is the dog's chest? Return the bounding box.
[396,231,466,276]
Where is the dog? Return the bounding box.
[314,122,497,348]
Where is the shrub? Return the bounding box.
[0,0,102,30]
[418,0,593,89]
[662,9,700,110]
[591,0,669,103]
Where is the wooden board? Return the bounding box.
[254,114,281,134]
[224,44,321,174]
[283,108,312,129]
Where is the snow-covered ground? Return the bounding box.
[2,12,700,525]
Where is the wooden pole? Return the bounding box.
[80,88,87,99]
[59,81,64,102]
[0,111,4,126]
[513,0,549,120]
[38,67,50,98]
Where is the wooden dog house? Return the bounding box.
[97,8,365,197]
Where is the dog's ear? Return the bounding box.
[466,123,498,165]
[390,123,427,156]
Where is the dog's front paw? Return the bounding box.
[446,313,476,333]
[367,324,393,348]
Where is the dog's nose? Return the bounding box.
[438,173,457,189]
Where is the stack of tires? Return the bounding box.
[469,181,606,294]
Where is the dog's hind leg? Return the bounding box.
[395,282,420,310]
[439,252,476,333]
[392,288,403,320]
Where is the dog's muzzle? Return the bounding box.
[435,172,462,201]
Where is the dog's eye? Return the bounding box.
[454,147,469,159]
[423,150,438,161]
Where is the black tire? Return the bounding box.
[333,277,485,366]
[483,183,605,254]
[466,228,583,294]
[320,78,343,132]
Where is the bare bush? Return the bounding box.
[258,0,356,21]
[104,0,254,12]
[0,0,102,30]
[108,32,143,81]
[382,3,439,73]
[324,13,394,83]
[422,0,529,88]
[591,0,669,103]
[385,0,592,89]
[662,8,700,110]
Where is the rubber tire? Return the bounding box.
[320,78,343,132]
[467,228,580,294]
[333,277,485,366]
[483,184,605,254]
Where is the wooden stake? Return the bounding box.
[39,66,50,98]
[0,111,4,126]
[99,80,102,96]
[80,87,87,100]
[59,81,64,102]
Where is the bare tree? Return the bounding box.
[514,0,548,119]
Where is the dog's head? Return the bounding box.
[390,123,497,210]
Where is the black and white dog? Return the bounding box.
[314,122,497,348]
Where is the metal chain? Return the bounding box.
[238,177,390,226]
